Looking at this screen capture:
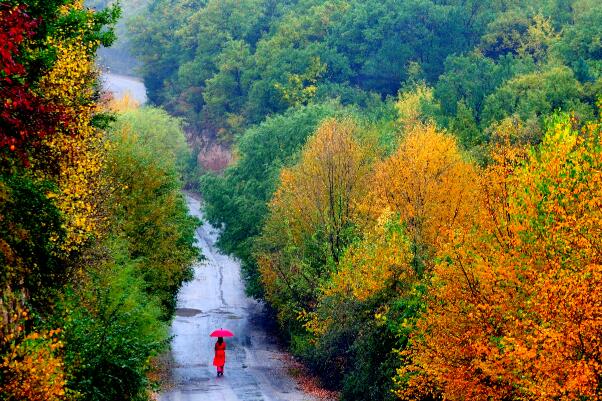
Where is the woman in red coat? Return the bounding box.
[213,337,226,376]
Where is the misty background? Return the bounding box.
[87,0,148,75]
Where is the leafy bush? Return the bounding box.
[50,255,168,401]
[106,107,199,316]
[0,175,65,303]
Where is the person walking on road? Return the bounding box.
[213,336,226,376]
[210,328,232,376]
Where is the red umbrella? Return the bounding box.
[210,328,234,337]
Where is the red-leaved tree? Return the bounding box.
[0,4,66,158]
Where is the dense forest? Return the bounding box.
[129,0,602,400]
[132,0,601,145]
[0,1,199,399]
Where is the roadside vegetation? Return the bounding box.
[0,1,198,399]
[129,0,602,399]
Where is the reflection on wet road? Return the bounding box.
[159,195,314,401]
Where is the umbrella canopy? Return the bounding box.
[210,328,234,337]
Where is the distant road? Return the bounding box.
[101,73,148,104]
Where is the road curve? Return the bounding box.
[159,194,314,401]
[101,73,148,104]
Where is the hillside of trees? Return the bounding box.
[129,0,602,399]
[132,0,601,145]
[0,1,199,399]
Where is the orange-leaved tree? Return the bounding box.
[307,122,480,355]
[0,331,67,401]
[397,114,602,400]
[1,289,67,401]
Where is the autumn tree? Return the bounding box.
[301,124,479,398]
[0,0,117,159]
[0,5,61,158]
[0,330,67,401]
[395,84,441,130]
[33,33,109,254]
[257,118,373,325]
[398,114,602,400]
[324,212,413,303]
[0,289,67,401]
[300,213,418,395]
[1,0,118,326]
[201,103,345,296]
[367,123,480,274]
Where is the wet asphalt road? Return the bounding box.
[101,73,148,104]
[158,195,314,401]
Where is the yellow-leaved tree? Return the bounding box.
[257,118,373,325]
[305,213,415,339]
[366,123,480,274]
[395,84,439,130]
[324,211,413,303]
[306,123,479,365]
[33,30,108,255]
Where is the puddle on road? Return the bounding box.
[211,309,243,320]
[176,308,203,317]
[174,363,208,368]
